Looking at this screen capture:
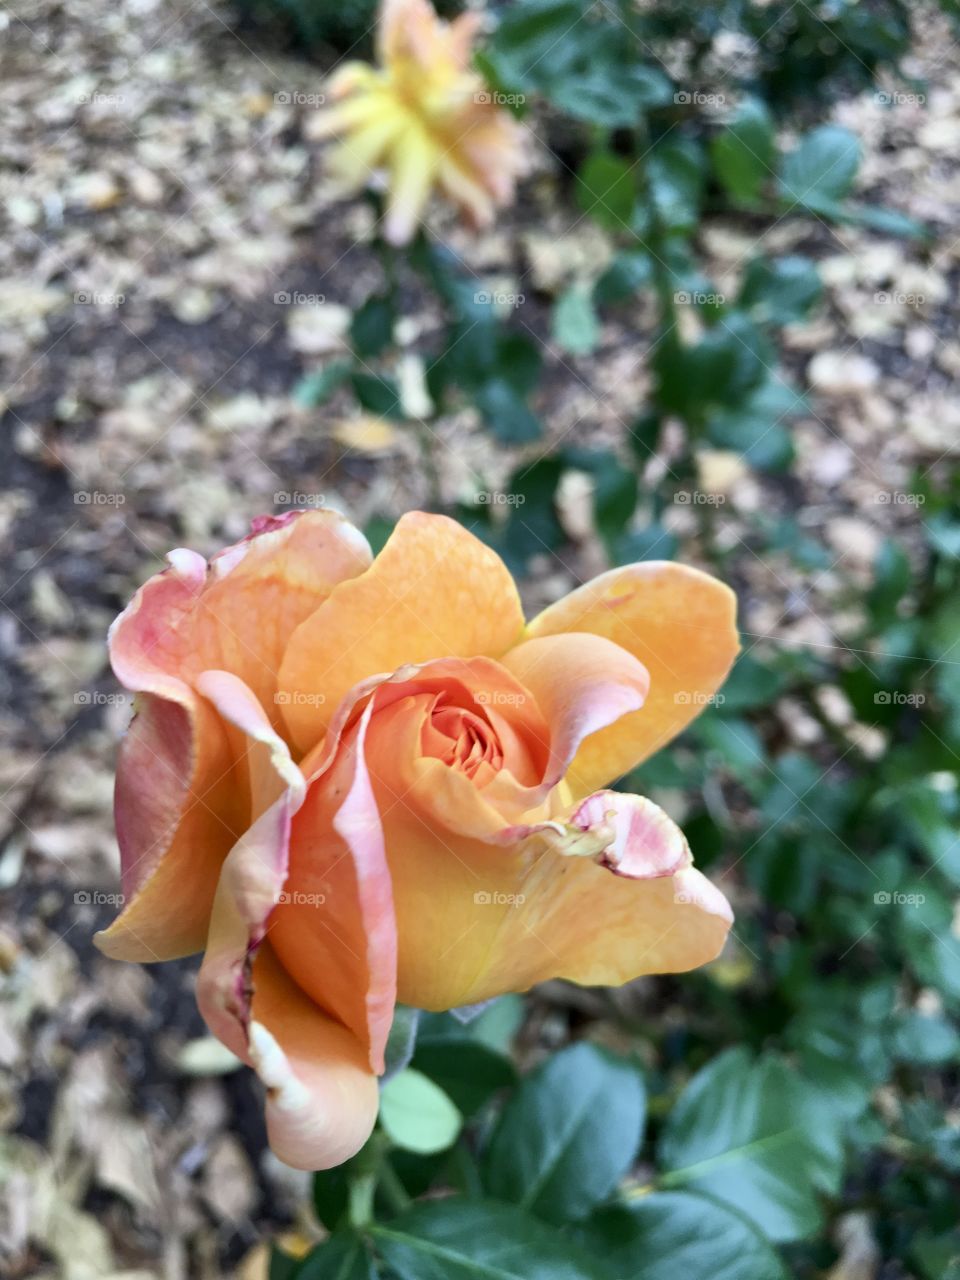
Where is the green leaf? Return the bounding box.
[312,1162,351,1232]
[412,1038,516,1116]
[711,97,776,205]
[474,378,542,444]
[737,257,822,325]
[469,993,525,1052]
[658,1049,845,1242]
[350,294,394,358]
[694,714,766,778]
[892,1013,960,1066]
[373,1200,604,1280]
[614,524,678,562]
[484,0,671,127]
[383,1006,420,1079]
[363,515,395,556]
[592,455,638,553]
[579,1193,788,1280]
[717,654,785,712]
[352,372,402,419]
[707,377,802,470]
[552,285,600,357]
[484,1042,645,1224]
[648,138,704,234]
[269,1244,303,1280]
[296,1232,379,1279]
[293,359,352,407]
[779,125,860,212]
[379,1069,462,1155]
[565,448,638,553]
[845,202,927,238]
[868,539,912,624]
[594,251,652,306]
[577,152,636,232]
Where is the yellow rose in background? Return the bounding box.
[313,0,530,243]
[97,510,738,1169]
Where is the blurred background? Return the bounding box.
[1,0,959,1276]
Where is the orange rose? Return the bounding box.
[96,510,738,1169]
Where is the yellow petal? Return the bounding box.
[278,512,524,755]
[526,562,739,793]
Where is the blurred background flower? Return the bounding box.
[313,0,529,243]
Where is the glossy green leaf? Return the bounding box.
[296,1232,379,1279]
[474,378,542,444]
[552,285,600,357]
[892,1012,960,1065]
[351,294,394,358]
[293,359,352,407]
[484,1043,646,1224]
[412,1037,516,1116]
[352,372,402,419]
[779,125,860,212]
[595,251,652,305]
[658,1049,845,1242]
[737,256,822,325]
[577,152,636,232]
[579,1193,788,1280]
[648,139,704,233]
[379,1069,462,1154]
[711,97,776,205]
[373,1200,604,1280]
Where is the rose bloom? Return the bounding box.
[97,510,738,1169]
[312,0,529,245]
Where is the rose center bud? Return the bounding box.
[422,698,504,783]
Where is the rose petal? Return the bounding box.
[94,692,241,961]
[269,700,397,1073]
[525,562,739,794]
[244,945,380,1171]
[192,673,306,1061]
[500,632,650,795]
[361,766,731,1009]
[99,513,371,954]
[278,512,524,754]
[194,510,372,720]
